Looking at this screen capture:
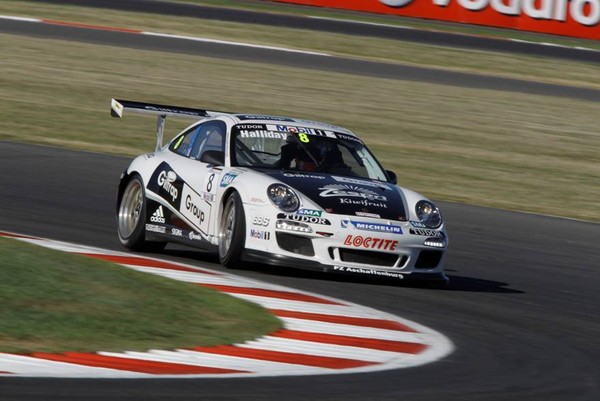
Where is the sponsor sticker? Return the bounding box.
[250,229,271,240]
[410,228,444,237]
[239,130,286,139]
[181,184,211,235]
[267,124,315,134]
[277,213,331,225]
[220,172,238,187]
[150,206,166,224]
[340,198,388,208]
[188,231,203,241]
[319,184,387,201]
[344,235,398,251]
[236,124,266,130]
[157,170,179,202]
[252,216,270,227]
[356,211,381,218]
[237,115,294,121]
[283,173,326,180]
[145,224,166,234]
[171,228,183,237]
[296,208,322,217]
[335,132,363,143]
[333,265,403,279]
[341,220,402,234]
[332,176,387,189]
[410,221,428,228]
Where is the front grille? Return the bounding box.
[415,251,443,269]
[276,232,315,256]
[336,248,403,267]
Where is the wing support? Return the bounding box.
[110,98,230,151]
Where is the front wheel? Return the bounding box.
[117,174,166,252]
[218,192,246,267]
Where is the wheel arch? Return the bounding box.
[116,169,135,214]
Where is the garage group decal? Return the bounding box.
[0,231,453,378]
[275,0,600,39]
[148,162,183,208]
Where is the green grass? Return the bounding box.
[0,236,281,353]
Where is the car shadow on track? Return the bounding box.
[156,247,523,294]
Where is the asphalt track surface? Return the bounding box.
[1,142,599,400]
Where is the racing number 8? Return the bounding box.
[206,173,215,192]
[298,133,310,143]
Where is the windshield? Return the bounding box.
[231,124,388,181]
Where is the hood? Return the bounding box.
[258,170,407,221]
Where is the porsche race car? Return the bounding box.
[112,99,448,283]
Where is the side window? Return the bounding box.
[169,121,226,160]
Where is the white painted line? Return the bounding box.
[141,31,331,56]
[309,15,415,30]
[244,337,407,362]
[0,15,41,23]
[279,318,424,342]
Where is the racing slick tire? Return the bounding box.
[117,174,166,252]
[219,191,246,268]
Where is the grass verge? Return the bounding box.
[0,236,281,353]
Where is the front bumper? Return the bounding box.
[243,249,449,283]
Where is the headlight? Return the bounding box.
[267,184,299,212]
[415,200,442,229]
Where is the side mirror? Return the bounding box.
[386,170,397,185]
[200,150,224,166]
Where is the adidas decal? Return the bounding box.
[150,205,166,223]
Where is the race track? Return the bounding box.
[0,142,598,400]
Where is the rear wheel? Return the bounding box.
[219,192,246,267]
[117,174,166,252]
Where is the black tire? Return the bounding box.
[117,174,166,252]
[218,191,246,267]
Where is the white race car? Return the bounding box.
[112,99,448,283]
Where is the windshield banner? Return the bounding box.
[274,0,600,40]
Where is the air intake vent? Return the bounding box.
[276,232,315,256]
[337,248,402,267]
[415,251,443,269]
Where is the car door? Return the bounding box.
[162,119,227,241]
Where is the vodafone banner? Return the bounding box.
[274,0,600,40]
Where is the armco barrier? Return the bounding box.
[275,0,600,40]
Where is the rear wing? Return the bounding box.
[110,99,229,151]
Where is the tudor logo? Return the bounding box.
[277,213,331,225]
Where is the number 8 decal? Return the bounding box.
[298,133,309,143]
[206,173,215,192]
